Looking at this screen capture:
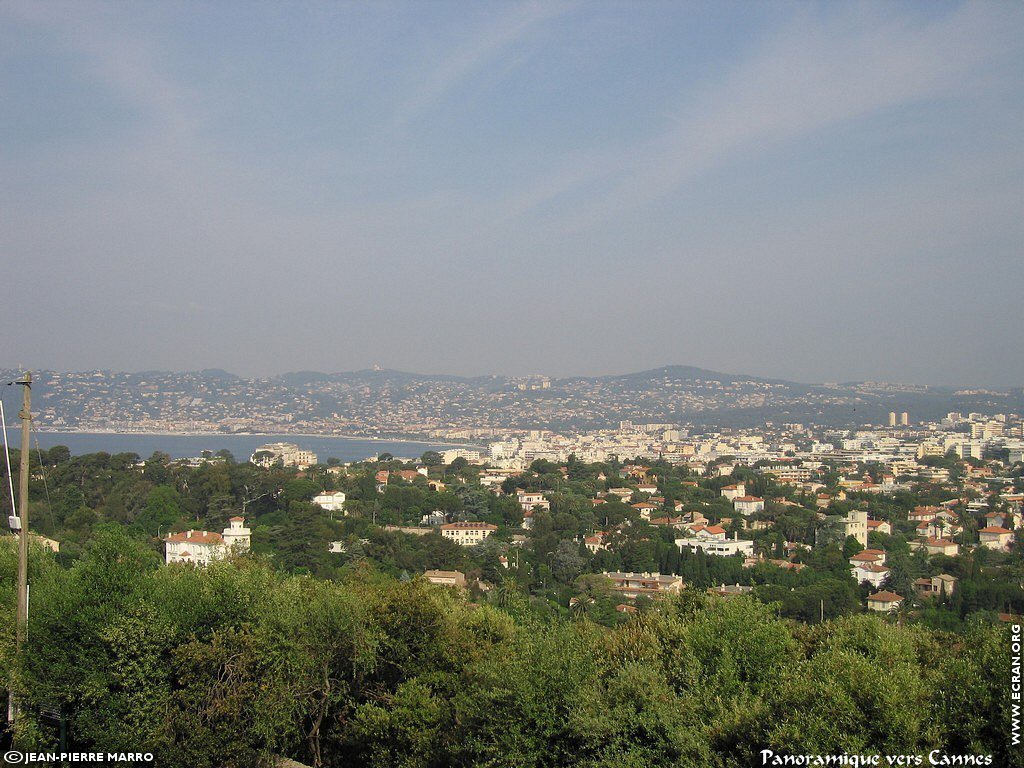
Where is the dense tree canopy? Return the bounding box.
[3,445,1023,765]
[1,531,1018,767]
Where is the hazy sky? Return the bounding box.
[2,1,1022,386]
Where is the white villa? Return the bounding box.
[866,518,892,536]
[720,483,746,501]
[978,526,1014,552]
[516,491,549,512]
[678,533,754,558]
[839,509,868,549]
[732,496,765,516]
[165,517,250,565]
[913,537,960,557]
[602,572,683,600]
[313,490,347,513]
[440,522,498,547]
[852,562,890,588]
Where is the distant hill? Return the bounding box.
[1,365,1020,435]
[578,364,805,388]
[278,369,499,387]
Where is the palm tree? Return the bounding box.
[894,593,918,627]
[568,596,593,620]
[953,502,972,550]
[753,540,771,561]
[494,575,520,609]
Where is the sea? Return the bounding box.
[18,432,471,463]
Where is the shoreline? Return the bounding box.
[32,429,487,451]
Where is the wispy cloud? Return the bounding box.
[4,0,200,143]
[388,0,575,130]
[2,2,1021,383]
[510,3,1023,230]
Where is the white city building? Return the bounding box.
[251,442,318,469]
[442,449,483,464]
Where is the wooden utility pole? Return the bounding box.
[6,372,30,729]
[15,372,31,666]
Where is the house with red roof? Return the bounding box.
[720,483,746,501]
[852,562,890,588]
[849,549,886,567]
[631,501,659,520]
[584,532,608,554]
[909,505,941,522]
[867,590,904,613]
[517,491,549,512]
[915,574,957,597]
[866,518,892,536]
[912,537,959,557]
[978,526,1014,552]
[985,510,1020,530]
[603,571,683,599]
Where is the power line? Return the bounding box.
[33,432,68,569]
[1,400,16,518]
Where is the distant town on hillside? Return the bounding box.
[2,365,1021,439]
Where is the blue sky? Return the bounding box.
[2,1,1022,385]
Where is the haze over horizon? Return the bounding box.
[2,362,1018,392]
[3,1,1022,387]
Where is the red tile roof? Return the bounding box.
[855,563,890,574]
[165,530,224,545]
[850,552,882,562]
[867,590,903,602]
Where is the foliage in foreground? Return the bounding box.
[0,529,1018,768]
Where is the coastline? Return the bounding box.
[32,428,487,451]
